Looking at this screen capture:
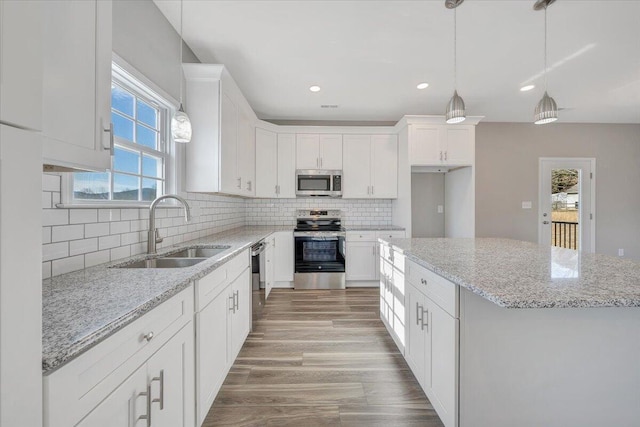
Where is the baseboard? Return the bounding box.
[346,280,379,288]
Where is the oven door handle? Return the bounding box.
[294,232,345,238]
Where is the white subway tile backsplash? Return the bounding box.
[42,227,52,245]
[85,250,110,268]
[85,222,110,238]
[110,245,131,261]
[110,221,131,235]
[69,238,98,256]
[70,209,98,224]
[98,209,121,222]
[42,174,60,192]
[121,209,139,221]
[43,242,69,262]
[42,192,52,209]
[43,209,68,226]
[51,224,84,242]
[99,234,121,251]
[52,255,84,277]
[42,262,52,280]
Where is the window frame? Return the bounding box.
[62,57,179,207]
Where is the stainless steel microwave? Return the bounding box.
[296,170,342,197]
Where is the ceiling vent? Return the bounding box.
[320,105,339,109]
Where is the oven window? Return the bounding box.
[298,176,330,191]
[303,240,337,262]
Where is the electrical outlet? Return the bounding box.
[618,248,624,257]
[522,201,532,209]
[437,205,444,214]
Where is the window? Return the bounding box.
[71,62,174,203]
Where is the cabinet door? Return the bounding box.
[319,134,343,169]
[405,284,427,391]
[77,366,147,427]
[41,0,111,171]
[342,135,371,199]
[255,128,278,197]
[443,126,474,166]
[220,91,239,194]
[274,231,294,282]
[379,258,393,327]
[230,268,251,361]
[147,323,195,427]
[428,299,458,427]
[391,267,406,351]
[409,125,444,166]
[277,134,297,198]
[196,287,230,424]
[296,134,319,169]
[346,242,377,281]
[0,0,42,131]
[237,107,255,196]
[371,135,398,198]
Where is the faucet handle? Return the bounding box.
[155,229,163,244]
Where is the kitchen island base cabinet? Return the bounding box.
[459,287,640,427]
[44,286,195,427]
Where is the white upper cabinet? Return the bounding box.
[296,134,342,170]
[41,0,112,171]
[409,124,474,167]
[0,0,42,131]
[255,129,296,198]
[343,134,397,199]
[184,64,257,196]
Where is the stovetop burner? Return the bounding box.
[294,209,343,232]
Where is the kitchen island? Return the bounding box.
[379,237,640,427]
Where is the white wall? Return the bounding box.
[475,123,640,260]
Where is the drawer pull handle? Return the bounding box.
[143,332,154,342]
[422,308,429,332]
[229,294,235,312]
[151,370,164,410]
[234,290,239,311]
[421,278,427,285]
[137,384,152,427]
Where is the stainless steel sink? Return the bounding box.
[117,258,206,269]
[164,246,230,258]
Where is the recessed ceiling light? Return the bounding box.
[416,82,429,90]
[520,84,535,92]
[309,85,321,92]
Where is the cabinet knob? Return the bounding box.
[421,278,427,285]
[143,331,154,342]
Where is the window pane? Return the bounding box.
[142,155,162,178]
[112,112,134,141]
[73,172,110,200]
[137,100,158,129]
[113,173,139,200]
[142,178,161,201]
[136,124,157,149]
[111,85,134,117]
[113,147,140,174]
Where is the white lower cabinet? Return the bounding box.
[378,242,406,352]
[44,286,195,427]
[347,231,405,283]
[273,231,294,283]
[195,250,251,425]
[403,259,459,427]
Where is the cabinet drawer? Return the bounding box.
[44,285,194,427]
[407,260,458,318]
[197,249,249,310]
[347,231,377,242]
[376,230,405,240]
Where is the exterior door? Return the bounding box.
[539,158,595,252]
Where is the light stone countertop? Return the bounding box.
[42,226,290,374]
[344,225,405,231]
[382,237,640,309]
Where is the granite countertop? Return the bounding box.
[345,225,405,231]
[382,237,640,309]
[42,226,289,374]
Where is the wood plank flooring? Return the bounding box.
[202,288,444,427]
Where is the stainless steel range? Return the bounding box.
[293,209,346,289]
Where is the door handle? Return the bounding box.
[137,385,152,427]
[151,370,164,410]
[237,177,242,189]
[229,294,235,312]
[543,221,550,225]
[444,151,447,161]
[103,122,114,155]
[440,151,443,161]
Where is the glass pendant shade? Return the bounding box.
[171,104,192,143]
[534,91,558,125]
[445,90,466,124]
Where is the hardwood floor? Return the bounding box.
[202,288,444,427]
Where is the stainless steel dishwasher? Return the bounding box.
[250,240,267,330]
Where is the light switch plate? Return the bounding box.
[522,201,532,209]
[437,205,444,214]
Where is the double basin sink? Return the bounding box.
[115,246,231,269]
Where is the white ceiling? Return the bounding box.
[154,0,640,124]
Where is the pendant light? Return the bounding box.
[445,0,466,124]
[171,0,192,143]
[533,0,558,125]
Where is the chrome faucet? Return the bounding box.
[148,194,191,254]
